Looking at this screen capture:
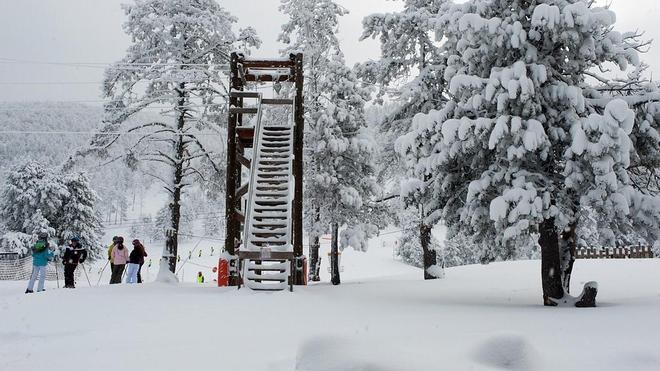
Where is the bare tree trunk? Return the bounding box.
[539,218,564,306]
[420,222,438,280]
[167,83,187,273]
[330,222,340,286]
[419,205,438,280]
[560,222,577,294]
[308,207,321,282]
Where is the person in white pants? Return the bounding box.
[27,266,48,292]
[125,240,146,284]
[26,233,54,294]
[126,262,140,284]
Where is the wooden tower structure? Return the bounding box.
[224,52,305,288]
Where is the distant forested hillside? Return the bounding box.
[0,102,102,173]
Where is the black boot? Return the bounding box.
[25,289,33,294]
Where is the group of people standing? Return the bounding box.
[107,236,148,284]
[24,233,149,293]
[25,233,88,293]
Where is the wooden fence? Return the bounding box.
[576,246,655,259]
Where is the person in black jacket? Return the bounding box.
[126,240,147,284]
[132,239,148,283]
[62,237,87,288]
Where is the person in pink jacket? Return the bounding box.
[109,237,129,284]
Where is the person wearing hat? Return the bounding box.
[107,236,120,275]
[62,236,87,288]
[133,239,148,283]
[126,239,147,284]
[25,232,54,294]
[110,236,129,284]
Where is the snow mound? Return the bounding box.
[472,334,541,370]
[155,259,179,284]
[426,264,445,279]
[295,336,417,371]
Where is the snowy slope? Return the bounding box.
[1,244,659,371]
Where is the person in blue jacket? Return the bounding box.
[25,232,54,294]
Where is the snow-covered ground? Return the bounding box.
[1,236,659,371]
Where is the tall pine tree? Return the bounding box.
[360,0,450,279]
[397,0,659,306]
[279,0,377,283]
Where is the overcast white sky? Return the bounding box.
[0,0,658,102]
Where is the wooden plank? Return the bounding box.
[241,59,295,68]
[236,127,254,149]
[262,98,294,105]
[230,91,260,98]
[237,152,251,169]
[233,210,245,224]
[245,74,295,83]
[229,107,258,114]
[236,182,249,198]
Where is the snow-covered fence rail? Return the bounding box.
[576,246,654,259]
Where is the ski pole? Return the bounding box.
[81,263,92,287]
[96,260,109,286]
[54,259,60,289]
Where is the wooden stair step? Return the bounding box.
[252,223,288,229]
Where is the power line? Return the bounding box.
[0,81,105,85]
[0,130,224,136]
[0,102,232,111]
[0,57,231,68]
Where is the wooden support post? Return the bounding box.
[292,52,305,285]
[225,52,244,286]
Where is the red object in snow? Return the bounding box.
[217,258,229,287]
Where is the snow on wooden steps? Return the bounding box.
[241,94,296,291]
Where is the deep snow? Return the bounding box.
[1,239,659,371]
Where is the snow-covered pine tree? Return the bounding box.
[395,205,443,270]
[278,0,346,273]
[360,0,450,279]
[360,0,448,139]
[0,162,67,253]
[280,0,379,284]
[0,162,104,258]
[397,0,659,306]
[311,55,377,285]
[88,0,259,273]
[593,65,660,199]
[1,162,67,231]
[58,173,105,260]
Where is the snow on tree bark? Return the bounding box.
[330,222,340,286]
